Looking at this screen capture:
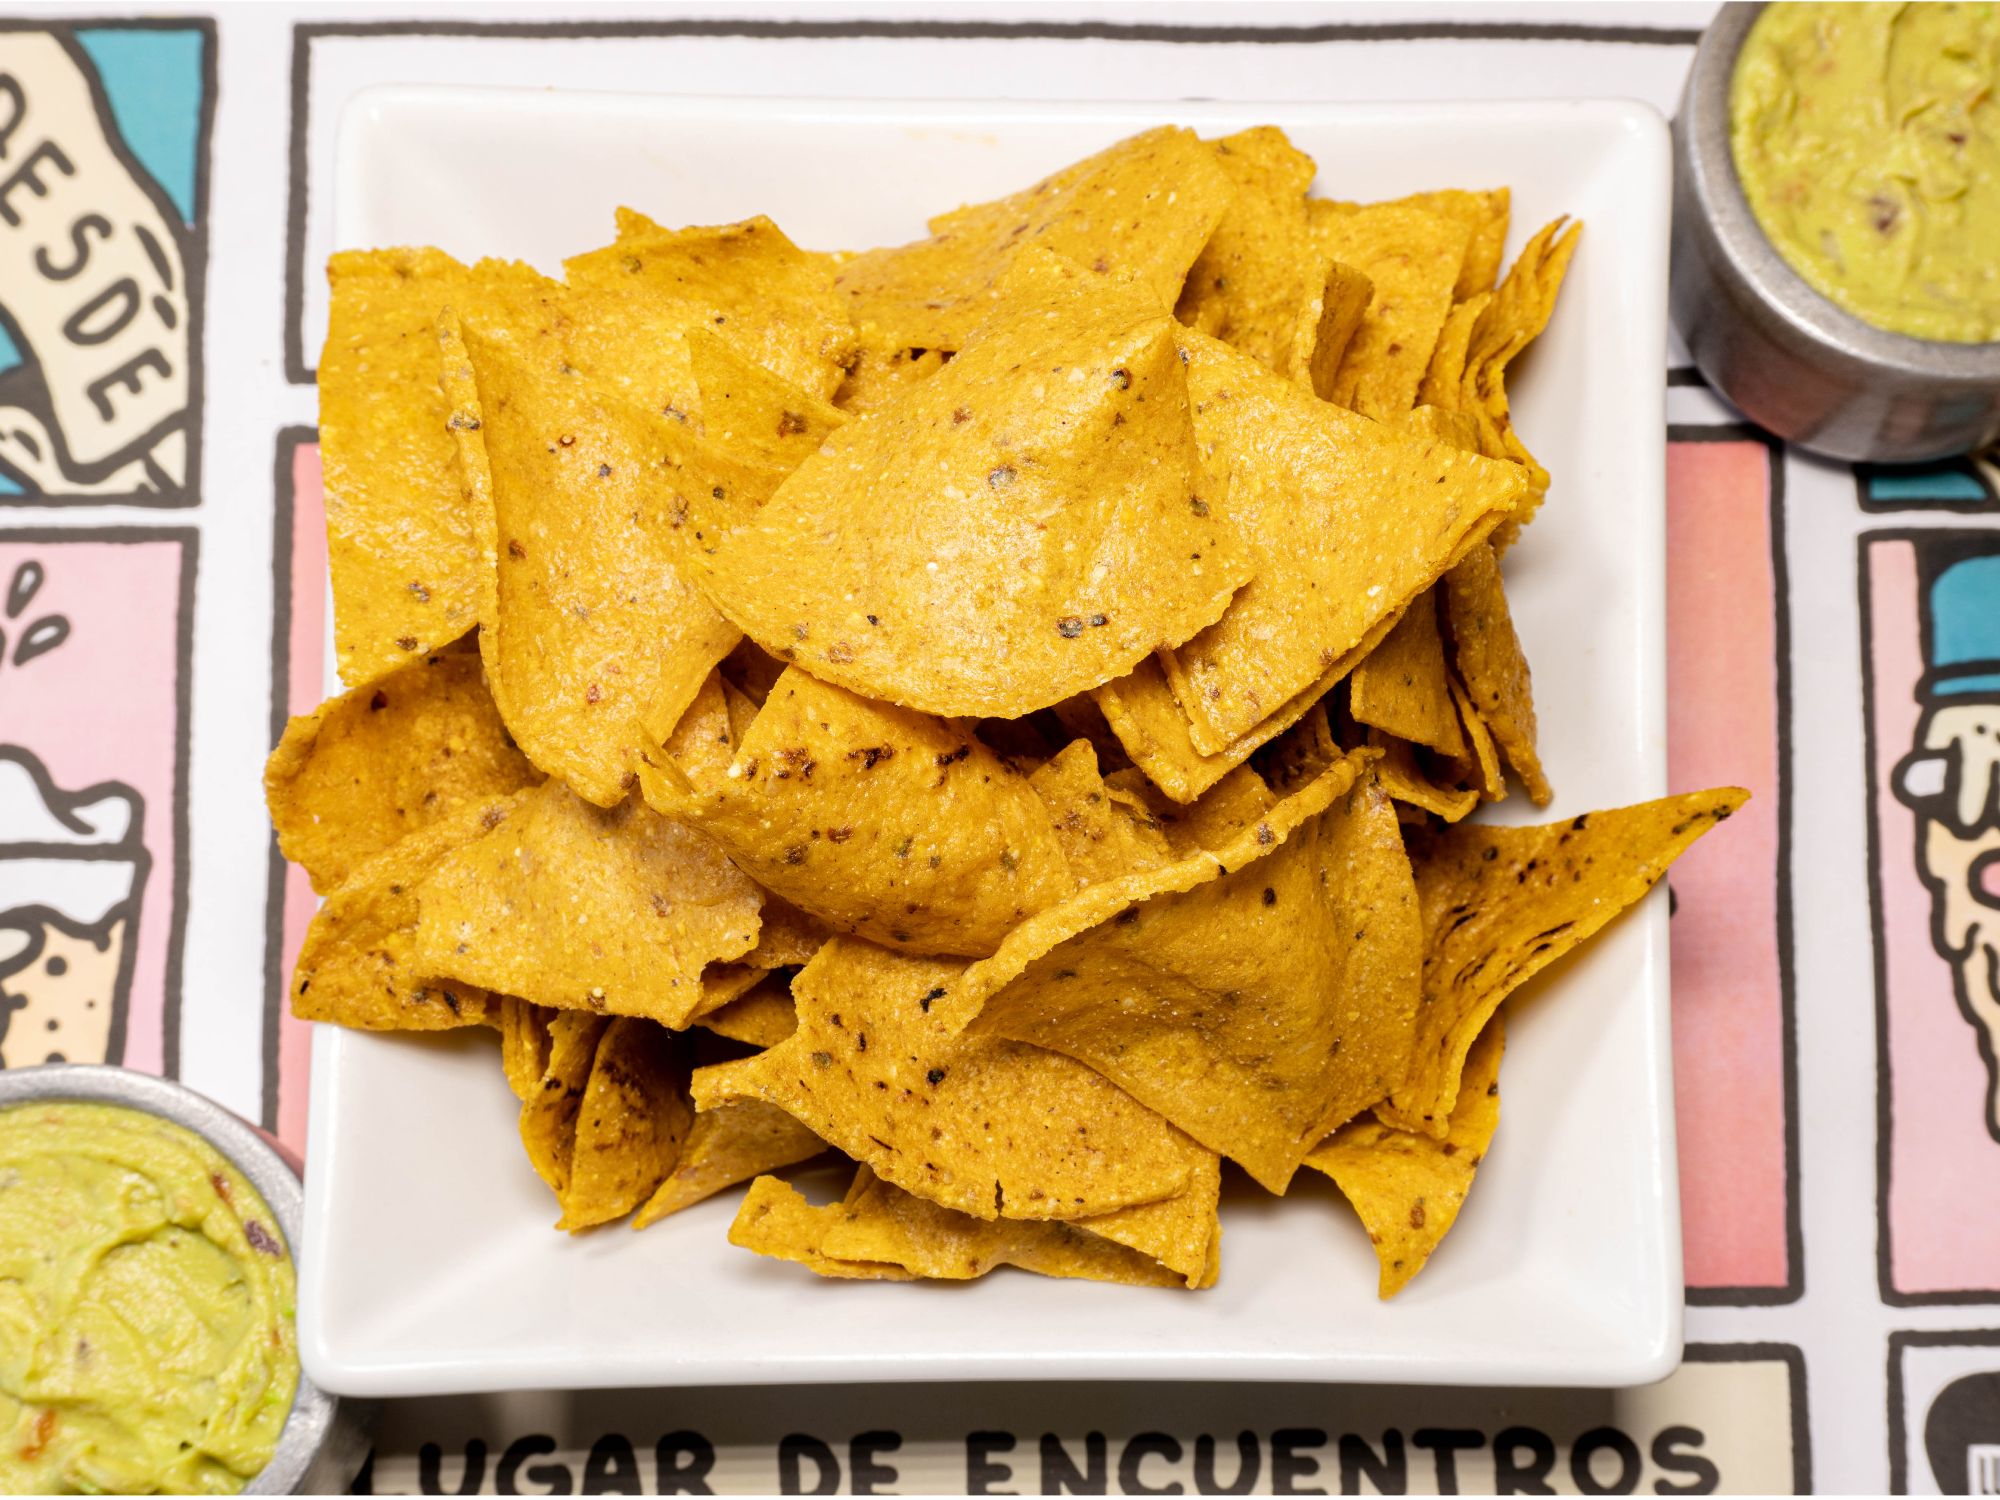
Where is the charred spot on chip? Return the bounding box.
[926,1067,947,1086]
[952,406,972,425]
[777,411,809,437]
[585,684,602,704]
[783,845,807,865]
[369,690,389,712]
[1057,616,1085,639]
[1110,367,1131,389]
[507,538,528,560]
[1190,497,1210,516]
[1256,822,1275,845]
[408,582,431,602]
[812,1051,832,1067]
[1262,887,1277,907]
[448,412,481,431]
[396,636,418,651]
[987,465,1017,490]
[1087,613,1108,628]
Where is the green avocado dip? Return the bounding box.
[1730,2,2000,342]
[0,1102,299,1495]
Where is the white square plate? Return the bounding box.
[303,90,1673,1396]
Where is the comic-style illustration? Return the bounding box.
[0,22,209,503]
[1894,544,2000,1144]
[1892,1331,2000,1494]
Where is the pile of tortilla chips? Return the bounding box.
[276,125,1743,1299]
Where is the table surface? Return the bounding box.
[1,2,1995,1492]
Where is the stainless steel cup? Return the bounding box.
[0,1063,375,1494]
[1671,2,2000,462]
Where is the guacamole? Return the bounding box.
[1731,2,2000,343]
[0,1102,299,1495]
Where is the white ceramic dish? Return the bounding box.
[302,90,1673,1396]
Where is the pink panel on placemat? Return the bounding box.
[1874,537,2000,1294]
[1665,440,1789,1290]
[0,539,184,1077]
[274,442,327,1155]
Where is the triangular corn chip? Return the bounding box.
[1297,260,1375,401]
[1369,188,1510,301]
[686,327,847,472]
[1442,542,1549,805]
[1416,292,1492,412]
[636,666,1073,957]
[971,766,1420,1193]
[1369,731,1481,823]
[290,794,525,1031]
[1174,127,1325,378]
[320,249,550,686]
[694,935,1207,1221]
[634,1099,827,1226]
[414,779,763,1027]
[1066,1148,1222,1288]
[1379,788,1749,1137]
[267,651,542,895]
[1306,1011,1503,1297]
[674,256,1251,719]
[500,996,551,1104]
[1028,739,1175,889]
[1093,654,1335,805]
[831,127,1233,351]
[558,1016,692,1232]
[564,213,855,402]
[695,969,800,1049]
[831,340,949,418]
[519,1007,605,1193]
[1307,201,1474,420]
[1159,330,1524,754]
[1349,588,1465,757]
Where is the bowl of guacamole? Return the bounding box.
[0,1065,370,1494]
[1671,2,2000,461]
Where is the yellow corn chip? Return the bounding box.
[727,1175,911,1282]
[1376,188,1511,301]
[1436,673,1506,803]
[1067,1148,1222,1288]
[1175,127,1325,378]
[1416,292,1491,412]
[565,213,855,402]
[1093,654,1333,806]
[290,794,523,1031]
[696,969,800,1049]
[1297,260,1375,401]
[1349,589,1465,757]
[818,1166,1189,1287]
[659,668,747,791]
[1386,403,1482,453]
[1028,739,1175,889]
[1306,1012,1503,1297]
[519,1008,605,1193]
[500,995,552,1103]
[1442,543,1549,805]
[414,779,763,1027]
[1380,788,1749,1137]
[831,341,949,418]
[266,652,541,895]
[832,126,1234,351]
[634,1100,827,1226]
[1159,329,1524,754]
[685,963,769,1025]
[320,250,552,686]
[636,666,1072,957]
[1255,700,1343,797]
[972,765,1420,1193]
[1369,731,1480,823]
[559,1016,692,1232]
[1307,201,1473,420]
[695,935,1207,1221]
[673,255,1251,721]
[686,327,847,472]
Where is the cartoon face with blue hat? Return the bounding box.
[1895,548,2000,1142]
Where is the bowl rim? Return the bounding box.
[0,1063,344,1495]
[1686,0,2000,379]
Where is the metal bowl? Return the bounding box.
[0,1064,374,1494]
[1671,2,2000,462]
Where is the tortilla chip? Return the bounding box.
[1387,403,1482,454]
[636,666,1073,957]
[320,250,548,686]
[1028,739,1175,889]
[520,1007,605,1193]
[1348,588,1465,757]
[1416,292,1491,412]
[1461,217,1582,539]
[564,212,855,402]
[1306,1012,1503,1297]
[266,652,542,895]
[685,963,769,1026]
[290,794,522,1031]
[1158,330,1524,754]
[727,1175,913,1282]
[1307,201,1473,420]
[659,668,747,791]
[694,935,1208,1221]
[500,995,552,1102]
[1369,731,1480,823]
[1374,188,1510,301]
[1441,543,1549,805]
[1174,127,1324,378]
[696,969,800,1049]
[674,254,1251,720]
[1067,1148,1222,1287]
[414,779,763,1027]
[818,1166,1189,1287]
[686,327,848,472]
[449,328,745,805]
[1437,673,1506,803]
[1094,654,1335,806]
[1298,260,1375,401]
[717,637,789,711]
[1254,699,1343,796]
[831,341,950,418]
[1379,788,1749,1137]
[634,1100,827,1226]
[559,1016,693,1232]
[832,127,1234,351]
[970,766,1420,1193]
